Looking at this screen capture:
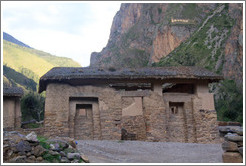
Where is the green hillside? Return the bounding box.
[3,65,37,92]
[3,39,81,92]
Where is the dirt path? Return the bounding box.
[77,140,223,163]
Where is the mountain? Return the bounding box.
[3,33,81,92]
[90,3,243,85]
[90,3,243,123]
[3,65,37,92]
[3,32,32,48]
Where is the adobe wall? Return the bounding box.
[3,97,21,130]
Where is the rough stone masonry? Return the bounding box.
[39,66,223,144]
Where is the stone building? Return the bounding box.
[3,87,24,130]
[39,66,222,143]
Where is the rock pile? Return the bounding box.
[219,125,243,163]
[3,131,89,163]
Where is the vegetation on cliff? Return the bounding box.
[155,4,233,75]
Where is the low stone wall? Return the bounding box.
[218,122,243,163]
[3,131,89,163]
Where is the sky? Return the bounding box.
[2,1,121,67]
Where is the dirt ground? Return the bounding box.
[77,140,223,163]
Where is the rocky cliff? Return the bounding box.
[223,4,243,85]
[90,3,216,67]
[90,3,243,85]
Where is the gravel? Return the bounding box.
[77,140,223,163]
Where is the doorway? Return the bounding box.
[74,104,94,140]
[167,102,187,142]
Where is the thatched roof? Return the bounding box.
[3,87,24,97]
[39,66,223,93]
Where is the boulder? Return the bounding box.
[225,135,243,142]
[28,155,36,160]
[59,151,66,157]
[222,141,238,152]
[55,137,77,149]
[50,143,60,151]
[47,139,69,151]
[26,152,31,157]
[235,128,243,136]
[9,156,27,163]
[237,141,243,147]
[222,152,243,163]
[238,147,243,156]
[4,131,26,144]
[26,132,38,142]
[33,145,46,157]
[15,141,31,153]
[61,157,70,163]
[48,150,60,156]
[36,156,43,162]
[71,159,79,163]
[67,153,81,160]
[81,154,89,163]
[218,126,231,133]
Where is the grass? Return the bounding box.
[42,151,61,163]
[3,40,55,77]
[37,136,51,150]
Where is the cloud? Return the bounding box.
[2,1,121,67]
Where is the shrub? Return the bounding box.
[21,92,45,122]
[215,80,243,124]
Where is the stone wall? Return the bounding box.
[143,93,166,141]
[163,93,196,143]
[121,97,146,140]
[44,83,122,140]
[218,123,243,163]
[3,96,21,130]
[43,82,219,143]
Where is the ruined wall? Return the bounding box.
[44,81,219,143]
[121,97,146,140]
[192,82,220,143]
[3,97,21,130]
[163,93,196,143]
[44,83,122,140]
[142,92,166,142]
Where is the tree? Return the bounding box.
[215,79,243,124]
[21,92,45,122]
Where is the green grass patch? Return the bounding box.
[42,151,61,163]
[37,136,50,150]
